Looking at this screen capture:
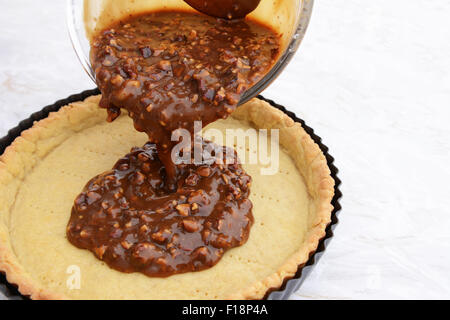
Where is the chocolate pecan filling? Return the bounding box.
[67,11,280,277]
[67,142,253,276]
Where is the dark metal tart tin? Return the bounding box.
[0,89,341,300]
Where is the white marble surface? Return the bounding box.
[0,0,449,300]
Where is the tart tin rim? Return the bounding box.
[0,89,342,300]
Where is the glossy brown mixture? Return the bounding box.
[67,142,252,276]
[67,11,280,277]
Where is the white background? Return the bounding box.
[0,0,449,299]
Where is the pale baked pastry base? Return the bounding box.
[0,96,334,300]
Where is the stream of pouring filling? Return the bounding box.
[91,11,279,190]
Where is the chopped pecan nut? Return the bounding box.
[197,166,211,177]
[176,204,190,216]
[182,219,200,232]
[94,245,107,259]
